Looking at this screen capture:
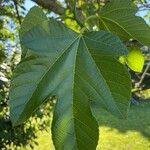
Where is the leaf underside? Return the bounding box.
[9,6,132,150]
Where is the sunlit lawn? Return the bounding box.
[96,101,150,150]
[25,100,150,150]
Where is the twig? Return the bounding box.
[136,62,150,87]
[145,73,150,76]
[13,0,22,25]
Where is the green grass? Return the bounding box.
[95,101,150,150]
[25,101,150,150]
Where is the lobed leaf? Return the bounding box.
[99,0,150,47]
[9,7,131,150]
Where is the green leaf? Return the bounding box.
[19,6,47,58]
[98,0,150,46]
[119,55,126,64]
[9,8,131,150]
[0,94,2,102]
[0,49,6,63]
[0,95,2,109]
[126,48,144,72]
[119,48,145,72]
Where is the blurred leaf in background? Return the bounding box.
[126,48,145,72]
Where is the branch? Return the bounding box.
[31,0,85,28]
[31,0,65,15]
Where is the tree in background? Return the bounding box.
[0,1,52,149]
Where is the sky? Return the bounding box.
[24,0,35,11]
[24,0,64,10]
